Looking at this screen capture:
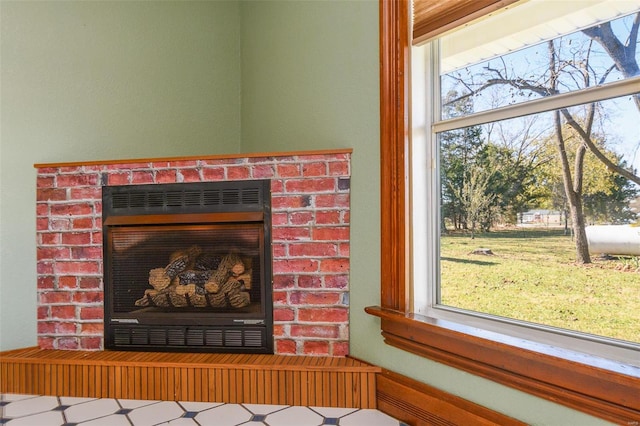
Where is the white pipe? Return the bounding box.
[585,225,640,256]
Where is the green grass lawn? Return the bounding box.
[440,228,640,343]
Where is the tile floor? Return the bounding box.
[0,394,406,426]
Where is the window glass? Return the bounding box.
[414,5,640,356]
[441,12,640,119]
[438,97,639,343]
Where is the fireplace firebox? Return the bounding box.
[102,180,273,353]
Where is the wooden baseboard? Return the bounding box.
[376,369,527,426]
[0,347,379,408]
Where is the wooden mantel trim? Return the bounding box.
[34,148,353,169]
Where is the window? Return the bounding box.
[367,0,640,423]
[415,4,640,357]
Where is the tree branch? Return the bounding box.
[560,108,640,186]
[582,13,640,111]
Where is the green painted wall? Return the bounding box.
[0,1,609,424]
[240,1,377,153]
[0,0,241,350]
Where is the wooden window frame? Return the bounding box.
[365,1,640,423]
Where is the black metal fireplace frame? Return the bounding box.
[102,180,273,354]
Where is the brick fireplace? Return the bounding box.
[35,149,351,356]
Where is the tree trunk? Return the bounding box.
[568,196,591,264]
[552,102,591,263]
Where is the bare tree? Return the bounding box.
[548,41,592,263]
[445,13,640,186]
[443,13,640,263]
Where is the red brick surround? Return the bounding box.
[35,150,351,356]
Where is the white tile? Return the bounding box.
[194,403,252,426]
[59,396,96,406]
[64,398,120,423]
[127,401,185,426]
[0,393,401,426]
[264,406,323,426]
[3,395,59,418]
[3,410,63,426]
[77,413,134,426]
[340,408,400,426]
[0,394,38,402]
[160,418,200,426]
[178,401,224,412]
[310,406,358,417]
[118,398,159,409]
[242,403,288,415]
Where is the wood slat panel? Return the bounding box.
[0,348,380,408]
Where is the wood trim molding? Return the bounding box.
[412,0,518,44]
[366,307,640,424]
[379,0,410,312]
[371,0,640,424]
[33,148,353,169]
[376,368,527,426]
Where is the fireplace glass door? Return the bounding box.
[102,181,273,353]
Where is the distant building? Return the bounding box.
[518,209,563,227]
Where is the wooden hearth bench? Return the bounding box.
[0,347,380,409]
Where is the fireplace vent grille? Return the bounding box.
[106,181,267,215]
[112,326,267,351]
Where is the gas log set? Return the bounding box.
[134,245,253,309]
